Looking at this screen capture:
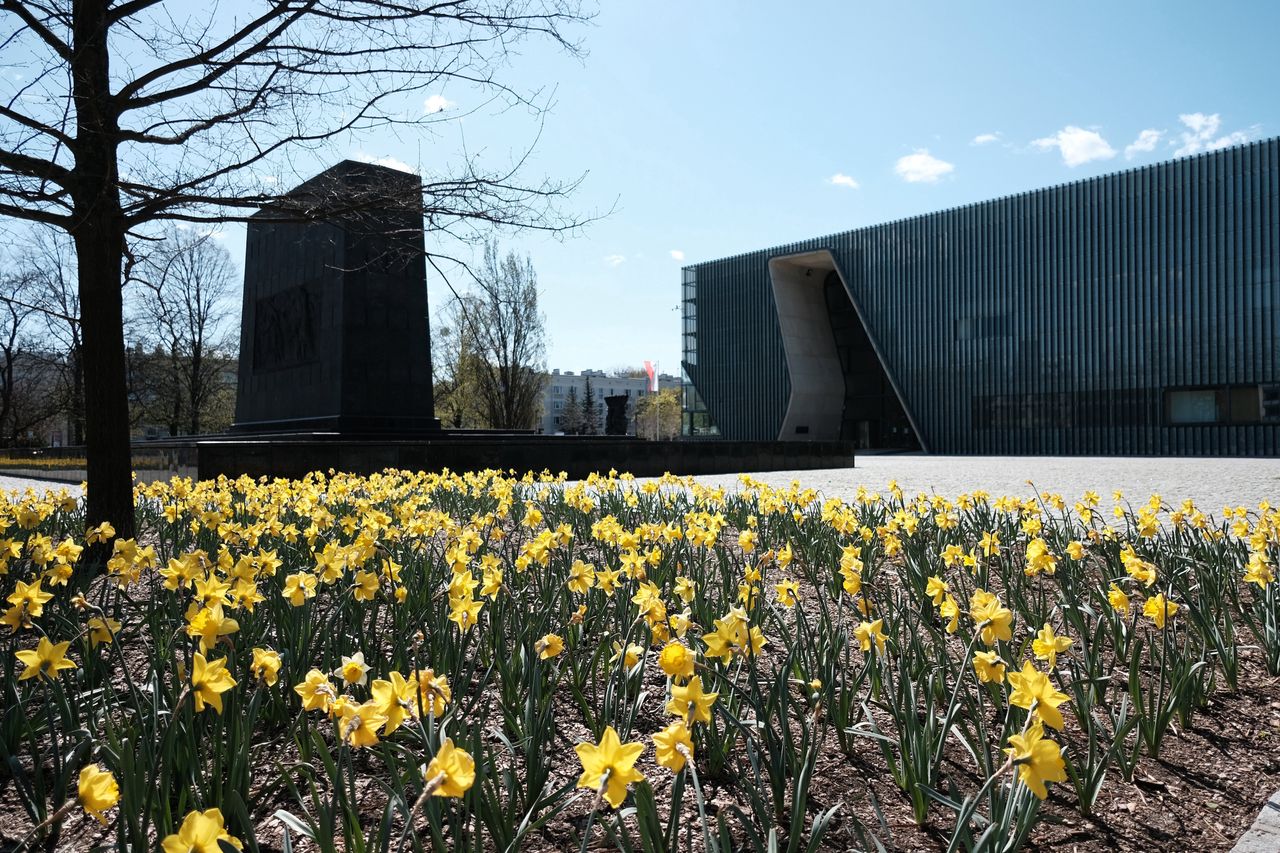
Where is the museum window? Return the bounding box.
[1165,389,1218,424]
[1229,386,1261,423]
[1263,385,1280,421]
[1163,385,1273,425]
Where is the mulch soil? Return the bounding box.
[2,545,1278,851]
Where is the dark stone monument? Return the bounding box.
[604,394,629,436]
[233,161,440,433]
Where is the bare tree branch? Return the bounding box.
[0,0,593,541]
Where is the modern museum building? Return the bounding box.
[680,137,1280,456]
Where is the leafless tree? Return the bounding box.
[431,300,485,429]
[10,228,85,444]
[0,267,64,445]
[133,227,238,435]
[0,270,36,442]
[450,240,547,430]
[0,0,589,539]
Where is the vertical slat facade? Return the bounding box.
[682,138,1280,456]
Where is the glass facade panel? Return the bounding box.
[1167,390,1219,424]
[1229,386,1261,423]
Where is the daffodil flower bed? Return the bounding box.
[1,470,1278,851]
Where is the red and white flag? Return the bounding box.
[643,360,656,392]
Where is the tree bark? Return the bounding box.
[189,350,202,434]
[76,231,134,541]
[71,348,84,445]
[72,0,135,545]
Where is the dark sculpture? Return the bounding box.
[233,161,440,433]
[604,394,629,436]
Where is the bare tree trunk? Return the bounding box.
[189,350,202,435]
[76,231,134,541]
[71,348,84,445]
[72,0,135,545]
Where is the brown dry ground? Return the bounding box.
[2,518,1278,851]
[5,660,1274,852]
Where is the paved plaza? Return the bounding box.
[679,454,1280,512]
[4,454,1280,514]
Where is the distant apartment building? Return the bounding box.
[539,369,680,435]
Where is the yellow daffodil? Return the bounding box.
[448,595,483,631]
[536,633,564,660]
[596,567,622,596]
[422,738,476,798]
[969,588,1013,645]
[1244,552,1274,588]
[567,559,596,594]
[1143,593,1179,630]
[925,575,949,606]
[184,602,239,653]
[250,647,282,687]
[1007,661,1069,730]
[78,763,119,824]
[972,650,1006,684]
[296,669,337,713]
[1107,583,1131,614]
[16,637,76,681]
[1121,547,1157,587]
[338,699,387,748]
[666,675,718,724]
[161,807,243,853]
[480,565,503,599]
[854,618,886,654]
[190,652,237,714]
[701,607,766,664]
[611,641,644,670]
[574,726,646,808]
[416,668,452,717]
[282,572,317,606]
[85,522,116,545]
[653,720,694,772]
[1005,721,1067,799]
[673,576,697,603]
[939,594,960,633]
[370,671,417,734]
[1023,538,1058,577]
[658,641,695,680]
[7,579,53,619]
[1031,624,1072,671]
[352,569,380,602]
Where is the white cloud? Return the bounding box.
[669,249,685,261]
[828,172,860,189]
[894,149,954,183]
[1031,126,1116,167]
[423,94,455,114]
[1207,132,1256,151]
[352,152,416,173]
[971,132,1001,146]
[604,254,626,267]
[1173,112,1259,156]
[1124,128,1162,159]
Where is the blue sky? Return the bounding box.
[244,2,1280,376]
